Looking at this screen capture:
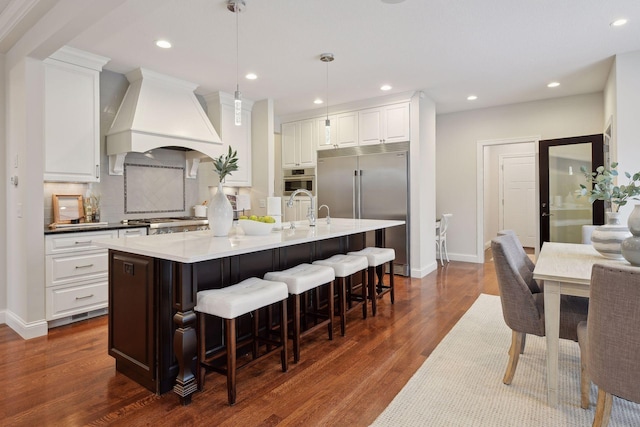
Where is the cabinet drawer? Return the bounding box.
[118,227,147,237]
[46,281,108,320]
[46,250,108,287]
[45,230,117,254]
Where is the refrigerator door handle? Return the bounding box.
[357,170,363,219]
[353,170,358,219]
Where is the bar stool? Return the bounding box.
[348,247,395,316]
[195,277,288,405]
[313,254,369,336]
[264,263,335,363]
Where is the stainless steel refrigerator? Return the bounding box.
[317,142,410,275]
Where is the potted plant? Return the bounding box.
[579,162,640,259]
[209,146,239,236]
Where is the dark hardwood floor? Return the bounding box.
[0,259,499,426]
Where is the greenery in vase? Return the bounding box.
[579,162,640,212]
[213,146,238,183]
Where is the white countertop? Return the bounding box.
[94,218,404,264]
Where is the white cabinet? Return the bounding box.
[43,47,109,182]
[205,92,253,187]
[282,119,316,168]
[359,103,410,145]
[317,112,359,150]
[44,227,147,323]
[283,197,315,223]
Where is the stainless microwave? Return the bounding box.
[283,168,315,196]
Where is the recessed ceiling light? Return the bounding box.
[245,73,257,80]
[380,84,392,91]
[611,18,628,27]
[314,99,323,105]
[467,95,477,101]
[155,40,172,49]
[547,82,560,88]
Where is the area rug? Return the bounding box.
[371,294,640,426]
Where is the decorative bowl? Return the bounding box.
[238,219,274,235]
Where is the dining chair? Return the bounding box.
[436,213,452,266]
[577,263,640,426]
[491,235,589,385]
[496,229,541,293]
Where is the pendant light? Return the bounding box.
[320,53,334,147]
[228,0,245,126]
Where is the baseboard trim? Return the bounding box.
[437,252,482,264]
[411,261,438,278]
[5,311,48,340]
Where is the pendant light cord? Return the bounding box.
[326,59,329,120]
[236,3,239,92]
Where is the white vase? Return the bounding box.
[591,211,631,259]
[621,205,640,266]
[208,183,233,236]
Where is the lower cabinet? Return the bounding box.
[45,227,147,324]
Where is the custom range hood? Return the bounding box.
[106,68,222,175]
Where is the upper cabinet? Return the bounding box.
[317,112,358,150]
[44,47,109,182]
[205,92,253,187]
[282,119,315,168]
[359,102,410,146]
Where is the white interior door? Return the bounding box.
[500,154,536,247]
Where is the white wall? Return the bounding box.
[411,93,437,277]
[437,92,604,262]
[611,51,640,223]
[0,52,6,318]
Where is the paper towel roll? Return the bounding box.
[267,197,282,216]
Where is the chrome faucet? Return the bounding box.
[319,204,331,224]
[287,189,316,226]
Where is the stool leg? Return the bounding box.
[369,266,377,316]
[293,293,301,363]
[252,310,259,359]
[338,277,347,336]
[225,318,237,405]
[327,281,334,341]
[389,261,395,304]
[361,268,368,319]
[280,299,288,372]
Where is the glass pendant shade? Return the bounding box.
[234,89,242,126]
[325,118,331,146]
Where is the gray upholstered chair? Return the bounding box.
[491,235,589,385]
[577,263,640,426]
[496,229,541,293]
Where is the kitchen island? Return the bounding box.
[95,218,404,404]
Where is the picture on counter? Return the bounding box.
[52,194,84,224]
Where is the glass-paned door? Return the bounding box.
[539,135,604,246]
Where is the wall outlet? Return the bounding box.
[259,199,266,208]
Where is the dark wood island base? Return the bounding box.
[108,233,371,404]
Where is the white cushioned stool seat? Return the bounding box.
[313,254,368,278]
[195,277,288,319]
[348,247,395,267]
[265,263,335,295]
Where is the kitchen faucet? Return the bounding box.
[287,189,316,226]
[318,204,331,224]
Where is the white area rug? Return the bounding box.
[371,294,640,426]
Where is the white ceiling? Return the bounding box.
[3,0,640,117]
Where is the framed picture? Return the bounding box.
[53,194,84,224]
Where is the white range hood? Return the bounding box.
[106,68,223,175]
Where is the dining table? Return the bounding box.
[532,242,627,406]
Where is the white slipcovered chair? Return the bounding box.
[436,214,452,266]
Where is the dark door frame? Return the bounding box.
[539,134,604,247]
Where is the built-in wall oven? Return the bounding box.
[283,168,315,196]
